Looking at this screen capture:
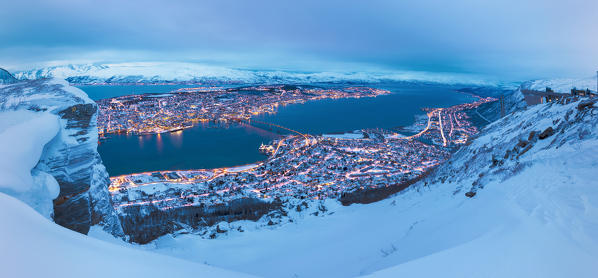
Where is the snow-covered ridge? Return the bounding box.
[14,62,498,86]
[0,78,121,235]
[0,67,18,84]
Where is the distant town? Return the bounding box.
[96,85,390,136]
[107,90,497,212]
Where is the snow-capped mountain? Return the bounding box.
[14,62,498,86]
[0,67,18,84]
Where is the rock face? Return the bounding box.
[120,197,279,244]
[0,78,122,235]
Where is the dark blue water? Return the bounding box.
[254,84,474,134]
[85,83,475,176]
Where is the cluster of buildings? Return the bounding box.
[96,85,390,136]
[108,94,497,212]
[109,129,449,211]
[522,78,598,106]
[411,96,497,147]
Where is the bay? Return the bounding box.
[81,83,476,176]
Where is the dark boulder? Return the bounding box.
[539,127,554,140]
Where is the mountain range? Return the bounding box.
[13,62,499,86]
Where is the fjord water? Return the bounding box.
[85,83,476,176]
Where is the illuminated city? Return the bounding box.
[97,85,390,136]
[108,94,497,212]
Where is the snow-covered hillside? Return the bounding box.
[0,192,254,278]
[522,75,597,93]
[14,62,496,85]
[140,97,598,277]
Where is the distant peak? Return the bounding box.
[0,67,18,84]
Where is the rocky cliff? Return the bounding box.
[0,78,122,235]
[119,197,279,244]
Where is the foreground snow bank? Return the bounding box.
[0,110,60,218]
[0,192,254,278]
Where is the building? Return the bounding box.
[571,88,598,98]
[522,87,569,105]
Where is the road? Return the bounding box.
[438,110,447,146]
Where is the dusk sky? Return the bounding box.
[2,0,597,81]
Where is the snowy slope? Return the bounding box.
[142,97,598,277]
[0,192,254,278]
[14,62,496,85]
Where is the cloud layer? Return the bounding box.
[2,0,597,81]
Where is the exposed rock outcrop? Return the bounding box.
[0,78,122,235]
[119,197,279,244]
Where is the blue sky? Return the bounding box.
[1,0,597,81]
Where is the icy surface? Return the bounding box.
[0,192,254,278]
